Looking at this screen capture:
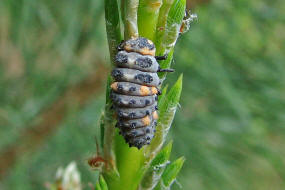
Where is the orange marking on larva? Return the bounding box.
[153,111,159,120]
[110,82,118,91]
[140,47,155,56]
[151,87,158,94]
[140,86,151,96]
[124,45,132,52]
[142,116,151,126]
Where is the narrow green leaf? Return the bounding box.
[153,157,185,190]
[157,0,186,54]
[99,175,108,190]
[139,141,173,189]
[105,75,112,105]
[155,0,175,55]
[104,0,122,61]
[138,0,162,40]
[95,181,102,190]
[150,141,172,167]
[161,157,185,187]
[158,85,169,104]
[155,0,186,81]
[103,76,116,164]
[145,75,183,157]
[123,0,139,39]
[99,113,105,149]
[100,76,113,149]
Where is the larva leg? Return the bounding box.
[117,40,125,51]
[155,54,168,60]
[157,67,175,72]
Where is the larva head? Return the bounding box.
[121,37,156,56]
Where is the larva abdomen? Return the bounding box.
[115,104,158,119]
[111,68,160,87]
[111,82,158,96]
[110,92,157,108]
[112,37,170,149]
[117,116,157,129]
[115,51,159,72]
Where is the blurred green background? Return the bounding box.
[0,0,285,189]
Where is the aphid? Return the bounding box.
[179,10,197,34]
[111,37,173,149]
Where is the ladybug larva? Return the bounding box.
[111,37,173,149]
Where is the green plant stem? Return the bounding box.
[138,0,162,40]
[155,0,175,55]
[103,0,121,182]
[104,0,122,60]
[123,0,139,39]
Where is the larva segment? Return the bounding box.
[111,92,157,108]
[122,121,157,148]
[114,103,157,119]
[111,68,160,87]
[120,37,156,56]
[115,51,159,72]
[127,131,155,148]
[110,82,159,96]
[152,111,159,120]
[116,117,157,129]
[123,125,153,138]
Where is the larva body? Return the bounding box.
[111,37,169,149]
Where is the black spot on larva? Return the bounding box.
[129,112,136,118]
[129,87,136,92]
[146,110,150,115]
[131,122,136,128]
[118,98,123,104]
[118,111,123,117]
[155,106,158,110]
[136,57,153,68]
[155,96,158,101]
[136,74,153,83]
[137,38,155,50]
[112,69,123,79]
[145,99,150,105]
[146,128,150,133]
[116,53,128,64]
[129,99,136,105]
[118,84,123,91]
[132,131,137,136]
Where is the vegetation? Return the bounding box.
[0,0,285,189]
